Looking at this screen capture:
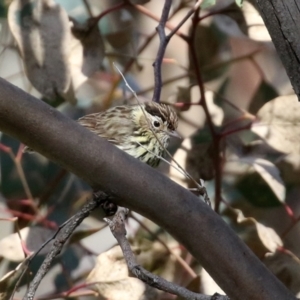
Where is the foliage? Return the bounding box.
[0,0,299,299]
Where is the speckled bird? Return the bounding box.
[77,101,179,167]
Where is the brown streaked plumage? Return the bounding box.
[78,101,179,167]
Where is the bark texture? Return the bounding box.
[256,0,300,99]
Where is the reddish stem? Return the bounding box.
[187,8,223,212]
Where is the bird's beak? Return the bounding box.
[169,130,182,139]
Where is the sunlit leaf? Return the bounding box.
[235,0,243,7]
[243,2,271,41]
[201,0,216,9]
[200,269,225,296]
[0,260,28,300]
[0,227,54,262]
[264,251,300,295]
[225,208,283,257]
[8,0,75,103]
[86,246,156,300]
[251,95,300,156]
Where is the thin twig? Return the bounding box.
[82,0,93,17]
[134,4,186,39]
[22,192,112,300]
[152,0,203,103]
[0,144,38,212]
[103,3,183,108]
[106,209,229,300]
[92,1,126,26]
[129,213,197,278]
[167,0,203,41]
[152,0,172,103]
[187,7,222,211]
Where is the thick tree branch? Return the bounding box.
[0,78,296,300]
[255,0,300,100]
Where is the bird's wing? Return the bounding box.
[77,108,135,145]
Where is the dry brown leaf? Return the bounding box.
[200,269,225,296]
[264,250,300,295]
[0,227,54,262]
[251,95,300,156]
[243,2,271,41]
[206,91,224,126]
[225,208,283,257]
[8,0,75,102]
[86,246,157,300]
[0,260,28,300]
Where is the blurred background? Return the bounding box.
[0,0,299,298]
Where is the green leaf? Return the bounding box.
[200,0,216,9]
[0,0,8,17]
[248,80,278,114]
[236,173,282,207]
[235,0,243,7]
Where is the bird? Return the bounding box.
[77,101,179,167]
[24,101,179,168]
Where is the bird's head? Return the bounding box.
[133,102,179,146]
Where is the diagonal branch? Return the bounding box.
[152,0,172,102]
[23,192,111,300]
[152,0,203,103]
[0,78,295,300]
[106,208,229,300]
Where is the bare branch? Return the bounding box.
[152,0,172,102]
[152,0,203,102]
[106,209,229,300]
[23,192,112,300]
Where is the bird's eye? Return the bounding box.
[153,120,160,128]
